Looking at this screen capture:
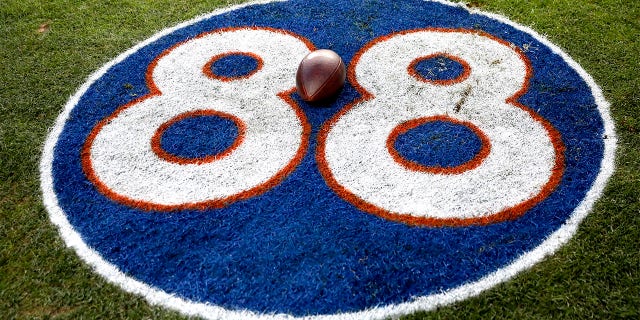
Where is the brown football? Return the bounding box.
[296,49,346,102]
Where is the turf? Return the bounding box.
[1,0,638,319]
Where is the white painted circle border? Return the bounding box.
[39,0,617,319]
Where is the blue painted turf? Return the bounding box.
[51,0,605,315]
[160,114,239,160]
[210,53,260,79]
[412,55,467,82]
[394,120,484,169]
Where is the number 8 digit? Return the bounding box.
[83,28,314,210]
[318,29,565,226]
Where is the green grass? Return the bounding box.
[1,0,638,319]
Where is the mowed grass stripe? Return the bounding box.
[1,0,638,319]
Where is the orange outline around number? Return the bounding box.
[82,27,315,211]
[407,53,471,86]
[316,28,565,227]
[150,110,247,165]
[386,115,491,175]
[202,51,264,82]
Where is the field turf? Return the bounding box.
[1,0,638,318]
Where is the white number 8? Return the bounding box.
[83,28,314,210]
[318,29,564,226]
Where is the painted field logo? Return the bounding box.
[40,0,616,319]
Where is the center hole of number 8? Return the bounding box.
[387,115,490,174]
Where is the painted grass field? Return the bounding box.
[1,0,638,318]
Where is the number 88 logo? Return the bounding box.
[83,27,564,226]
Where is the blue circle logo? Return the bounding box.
[40,0,616,319]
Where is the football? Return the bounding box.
[296,49,346,102]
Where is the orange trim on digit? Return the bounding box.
[316,28,565,227]
[407,53,471,86]
[203,51,264,82]
[386,115,491,175]
[150,110,246,165]
[82,27,316,211]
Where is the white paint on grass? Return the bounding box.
[88,28,310,206]
[323,30,557,220]
[40,0,617,319]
